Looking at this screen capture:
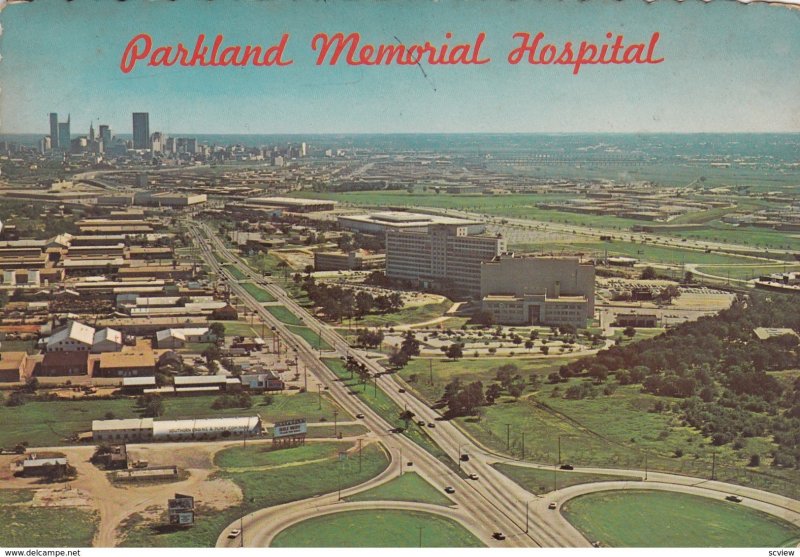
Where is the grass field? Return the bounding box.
[345,472,454,506]
[0,339,36,354]
[562,490,800,547]
[271,509,484,547]
[0,392,348,448]
[0,496,97,547]
[511,239,759,267]
[287,325,333,351]
[323,358,460,475]
[224,265,247,280]
[352,300,454,328]
[240,282,276,303]
[216,442,355,469]
[209,320,257,338]
[120,441,390,547]
[493,463,641,495]
[397,356,573,404]
[695,263,800,282]
[265,305,305,326]
[455,377,799,498]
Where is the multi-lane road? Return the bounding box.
[189,220,800,548]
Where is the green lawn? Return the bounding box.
[695,263,800,282]
[120,441,390,547]
[562,490,800,547]
[323,359,460,475]
[265,305,305,326]
[0,393,348,448]
[493,463,641,495]
[241,282,276,303]
[352,300,453,328]
[0,340,36,354]
[216,442,355,469]
[271,509,485,547]
[224,264,247,280]
[287,325,333,351]
[346,472,454,506]
[209,320,257,337]
[0,489,34,504]
[0,505,97,547]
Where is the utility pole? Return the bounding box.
[711,452,716,481]
[644,453,648,481]
[553,464,558,492]
[558,435,562,465]
[521,432,525,460]
[334,409,339,438]
[358,438,362,473]
[417,525,423,548]
[240,515,244,548]
[318,385,322,410]
[429,359,433,385]
[505,423,511,452]
[525,500,529,534]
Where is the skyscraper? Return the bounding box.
[49,113,59,149]
[132,113,150,150]
[99,125,112,147]
[57,115,71,152]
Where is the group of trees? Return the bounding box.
[442,364,533,418]
[558,293,800,467]
[355,328,384,348]
[298,276,404,322]
[387,331,420,369]
[136,394,164,417]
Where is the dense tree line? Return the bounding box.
[299,276,404,322]
[558,293,800,467]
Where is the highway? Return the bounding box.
[191,220,800,548]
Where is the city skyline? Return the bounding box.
[1,1,799,134]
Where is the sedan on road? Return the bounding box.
[444,486,456,494]
[468,473,479,480]
[227,529,241,539]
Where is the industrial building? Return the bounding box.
[155,327,214,349]
[92,416,262,443]
[0,351,27,382]
[338,211,485,235]
[386,224,505,297]
[480,255,595,328]
[245,196,336,213]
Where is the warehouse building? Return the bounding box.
[94,351,157,378]
[92,416,262,443]
[480,255,595,328]
[313,250,386,272]
[0,351,28,382]
[155,327,214,349]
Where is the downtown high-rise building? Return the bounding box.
[99,125,112,148]
[49,113,59,149]
[132,112,150,150]
[57,115,70,152]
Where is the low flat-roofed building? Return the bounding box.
[92,418,154,443]
[314,250,386,272]
[19,457,68,477]
[753,327,800,340]
[240,371,284,391]
[174,374,231,390]
[118,265,193,280]
[613,313,660,328]
[151,416,260,441]
[95,351,157,377]
[36,351,90,376]
[0,351,28,382]
[121,376,157,393]
[339,211,485,235]
[246,196,336,213]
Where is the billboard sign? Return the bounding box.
[273,418,307,438]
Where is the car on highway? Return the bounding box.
[560,464,574,470]
[548,502,557,510]
[417,420,426,426]
[391,427,405,433]
[355,413,365,419]
[227,529,241,539]
[398,388,406,393]
[427,422,436,428]
[468,473,479,480]
[725,495,743,503]
[492,532,506,541]
[444,486,456,494]
[460,454,470,462]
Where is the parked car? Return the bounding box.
[560,464,574,470]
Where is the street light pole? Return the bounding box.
[521,432,525,460]
[505,423,511,452]
[318,385,322,410]
[417,525,423,548]
[558,435,561,465]
[525,500,529,534]
[333,409,339,438]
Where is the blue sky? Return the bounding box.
[1,0,799,134]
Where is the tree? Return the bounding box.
[388,349,410,369]
[682,271,694,284]
[202,344,221,363]
[400,331,420,357]
[508,379,526,400]
[209,322,226,339]
[640,266,657,280]
[623,326,636,338]
[445,343,463,360]
[472,310,495,327]
[540,346,549,355]
[399,409,416,429]
[485,384,502,404]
